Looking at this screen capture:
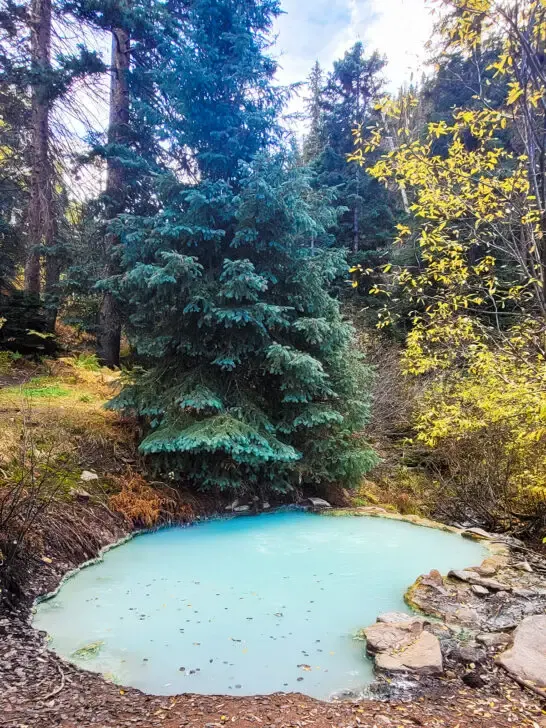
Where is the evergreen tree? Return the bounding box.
[0,2,28,292]
[311,43,396,259]
[106,1,376,496]
[302,61,324,163]
[111,154,376,494]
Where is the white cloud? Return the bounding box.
[273,0,435,132]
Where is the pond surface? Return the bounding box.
[34,511,485,699]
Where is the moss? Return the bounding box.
[71,640,104,659]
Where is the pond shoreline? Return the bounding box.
[1,500,545,728]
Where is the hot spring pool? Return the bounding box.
[34,511,485,699]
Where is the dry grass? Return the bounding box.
[109,472,194,528]
[0,357,133,476]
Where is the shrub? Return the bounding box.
[414,341,546,534]
[109,472,193,528]
[73,352,101,371]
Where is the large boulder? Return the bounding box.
[496,615,546,687]
[363,616,443,675]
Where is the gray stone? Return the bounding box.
[450,645,487,665]
[225,499,239,511]
[513,560,533,573]
[80,470,99,482]
[497,615,546,687]
[477,632,512,648]
[448,569,511,592]
[72,488,91,503]
[513,587,538,598]
[307,497,331,508]
[233,505,250,512]
[471,584,489,596]
[488,615,520,631]
[262,502,271,510]
[448,606,481,628]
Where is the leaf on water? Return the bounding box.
[297,664,311,671]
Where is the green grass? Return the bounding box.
[73,353,101,371]
[22,377,70,399]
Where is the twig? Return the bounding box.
[501,667,546,701]
[41,661,65,701]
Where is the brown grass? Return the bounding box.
[109,472,194,527]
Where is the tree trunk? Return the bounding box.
[97,27,130,368]
[352,72,361,255]
[25,0,54,299]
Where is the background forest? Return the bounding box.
[1,0,546,595]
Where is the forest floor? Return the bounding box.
[1,356,545,728]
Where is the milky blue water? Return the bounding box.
[34,511,485,699]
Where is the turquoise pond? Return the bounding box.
[33,511,486,699]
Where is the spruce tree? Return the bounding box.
[312,43,395,259]
[107,0,376,497]
[111,155,376,495]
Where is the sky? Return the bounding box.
[272,0,435,131]
[59,0,436,197]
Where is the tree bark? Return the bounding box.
[25,0,54,299]
[97,27,130,368]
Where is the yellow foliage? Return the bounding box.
[349,0,546,529]
[415,336,546,501]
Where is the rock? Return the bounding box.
[471,584,489,597]
[448,569,511,592]
[225,499,239,511]
[449,645,487,665]
[376,612,427,625]
[233,505,250,513]
[374,717,392,726]
[462,670,487,689]
[488,615,520,631]
[364,620,423,653]
[364,620,442,675]
[307,497,331,509]
[80,470,99,482]
[513,560,533,573]
[470,559,498,577]
[72,488,91,503]
[262,502,271,510]
[462,527,492,540]
[513,587,538,598]
[449,607,480,628]
[493,590,511,599]
[374,631,443,675]
[477,632,512,648]
[497,615,546,687]
[331,688,359,700]
[419,569,449,596]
